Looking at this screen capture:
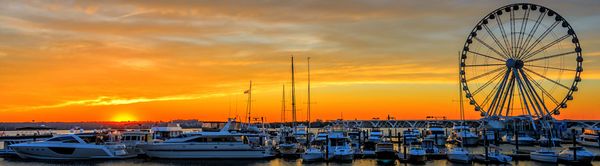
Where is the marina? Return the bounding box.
[1,1,599,166]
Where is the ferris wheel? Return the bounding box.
[459,3,583,121]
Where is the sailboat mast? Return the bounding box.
[307,57,311,129]
[291,56,297,128]
[281,84,286,123]
[246,80,252,124]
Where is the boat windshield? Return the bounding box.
[47,136,80,143]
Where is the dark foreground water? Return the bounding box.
[2,157,599,166]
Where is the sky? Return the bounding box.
[0,0,599,122]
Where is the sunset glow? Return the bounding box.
[0,1,599,122]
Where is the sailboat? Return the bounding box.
[447,54,471,163]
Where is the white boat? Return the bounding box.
[558,146,594,164]
[449,126,478,146]
[375,139,395,163]
[577,128,600,147]
[10,134,133,160]
[302,147,324,162]
[138,118,275,159]
[302,131,326,162]
[510,132,536,146]
[530,148,557,163]
[120,130,151,156]
[294,124,309,145]
[538,135,562,147]
[447,146,471,163]
[347,128,362,156]
[485,146,512,163]
[406,144,426,163]
[279,136,300,156]
[150,123,183,141]
[424,123,446,146]
[402,129,419,145]
[328,128,353,162]
[363,128,383,156]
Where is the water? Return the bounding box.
[2,128,600,165]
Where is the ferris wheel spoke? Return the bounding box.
[519,68,551,117]
[494,72,515,116]
[522,69,560,105]
[473,37,509,59]
[496,15,513,58]
[519,21,560,59]
[472,68,506,96]
[525,64,576,72]
[510,10,516,58]
[480,70,507,109]
[486,69,512,116]
[518,10,547,59]
[522,34,571,60]
[465,63,505,67]
[467,50,506,62]
[505,73,517,117]
[523,67,570,90]
[516,8,531,57]
[513,69,537,117]
[524,51,576,63]
[483,24,511,57]
[467,66,505,82]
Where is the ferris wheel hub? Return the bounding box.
[505,58,524,69]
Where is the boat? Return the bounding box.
[10,133,133,160]
[424,122,447,146]
[293,124,309,145]
[530,148,558,163]
[482,145,512,163]
[328,127,353,162]
[402,129,419,145]
[421,139,441,155]
[558,146,594,164]
[479,130,496,144]
[119,130,151,156]
[302,131,326,162]
[279,135,301,157]
[138,118,275,159]
[362,128,383,157]
[577,128,600,147]
[374,138,395,163]
[538,135,562,147]
[448,125,478,146]
[150,123,183,141]
[0,126,55,157]
[510,132,536,146]
[406,143,426,163]
[347,127,362,156]
[446,146,471,163]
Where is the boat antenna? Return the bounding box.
[291,56,297,128]
[245,80,253,124]
[307,57,311,129]
[281,84,286,123]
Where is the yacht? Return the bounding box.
[530,148,558,163]
[347,128,362,156]
[538,135,562,147]
[302,131,327,162]
[120,130,151,156]
[447,146,471,163]
[406,143,426,163]
[294,124,309,145]
[10,133,133,160]
[558,146,594,164]
[402,129,419,145]
[578,128,600,147]
[150,123,183,141]
[138,118,275,159]
[421,139,441,155]
[375,138,395,163]
[363,128,383,157]
[279,135,301,156]
[424,123,447,146]
[510,132,536,146]
[328,127,353,162]
[485,148,512,163]
[448,126,478,146]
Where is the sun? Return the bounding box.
[111,113,137,122]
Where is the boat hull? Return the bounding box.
[530,152,557,163]
[447,153,470,163]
